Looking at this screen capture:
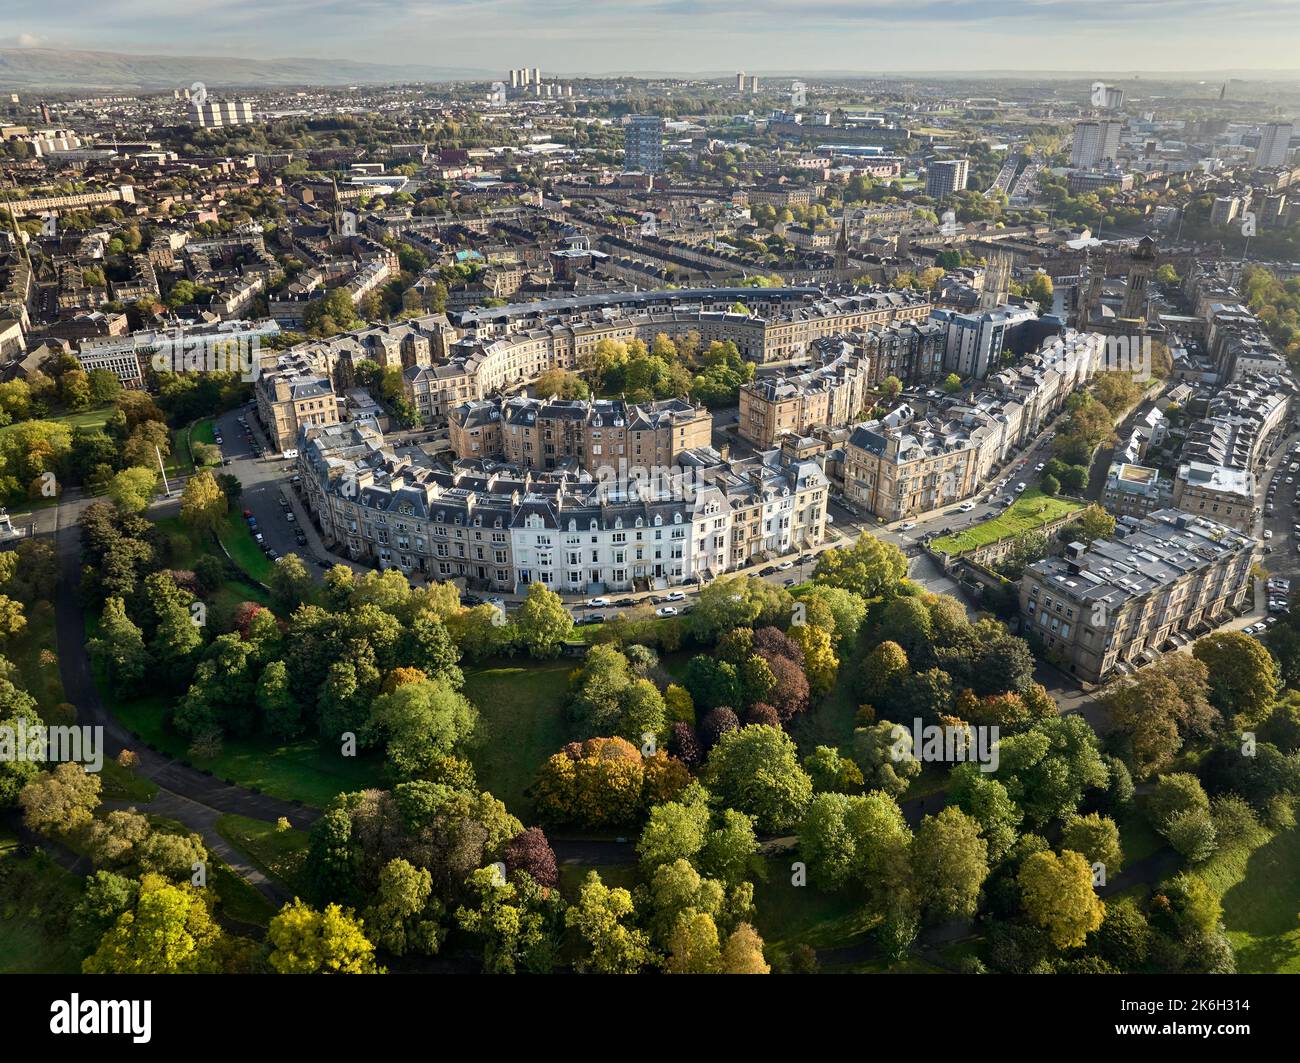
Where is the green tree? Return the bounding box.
[179,469,227,537]
[565,870,655,974]
[512,582,573,657]
[705,725,812,833]
[1192,631,1280,728]
[910,806,989,921]
[83,873,229,974]
[107,466,158,513]
[266,898,381,974]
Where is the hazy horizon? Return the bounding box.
[4,0,1300,78]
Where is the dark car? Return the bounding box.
[797,554,815,565]
[760,565,777,576]
[614,597,636,607]
[460,594,484,607]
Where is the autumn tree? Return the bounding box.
[1018,849,1105,949]
[267,898,381,974]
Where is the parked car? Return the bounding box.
[286,512,295,522]
[958,501,976,512]
[1034,462,1045,472]
[587,597,610,607]
[656,606,678,618]
[1015,482,1027,493]
[760,566,778,576]
[664,591,685,602]
[898,521,916,531]
[614,597,636,608]
[783,577,797,587]
[777,560,794,571]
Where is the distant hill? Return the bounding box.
[0,48,492,91]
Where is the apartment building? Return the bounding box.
[842,405,985,520]
[1171,460,1256,532]
[255,350,341,451]
[297,423,827,591]
[1102,462,1169,518]
[1020,509,1256,684]
[738,339,870,446]
[449,395,712,470]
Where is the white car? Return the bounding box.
[587,597,610,607]
[777,560,794,570]
[1015,482,1027,493]
[664,591,686,602]
[1034,462,1045,472]
[898,521,916,531]
[655,606,678,618]
[1264,529,1273,539]
[958,501,976,512]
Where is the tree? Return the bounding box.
[565,871,655,974]
[813,533,907,599]
[787,622,838,697]
[83,873,228,974]
[949,765,1021,863]
[996,716,1107,826]
[942,372,963,394]
[87,597,147,695]
[362,858,446,957]
[1192,631,1280,728]
[269,553,313,612]
[1061,812,1123,872]
[266,898,381,974]
[179,469,226,536]
[859,640,909,702]
[1040,473,1060,496]
[456,865,566,973]
[637,786,711,872]
[798,791,912,902]
[665,910,723,973]
[107,466,158,513]
[911,807,989,921]
[1018,849,1105,949]
[368,677,477,779]
[851,720,921,798]
[20,763,102,837]
[503,827,559,889]
[513,582,573,657]
[720,922,770,973]
[705,725,812,833]
[1102,655,1217,777]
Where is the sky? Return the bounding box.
[3,0,1300,75]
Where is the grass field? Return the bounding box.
[153,515,271,613]
[929,488,1083,555]
[751,853,880,966]
[217,507,275,585]
[216,814,311,898]
[464,659,574,820]
[110,691,383,808]
[1194,822,1300,973]
[0,830,84,974]
[7,598,64,714]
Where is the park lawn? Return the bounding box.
[0,838,84,974]
[464,659,573,820]
[109,691,383,808]
[8,598,64,714]
[217,508,275,585]
[789,665,859,755]
[929,488,1083,556]
[152,515,271,611]
[192,418,216,447]
[1195,822,1300,973]
[215,814,311,897]
[1117,800,1164,870]
[752,853,879,965]
[558,863,639,900]
[97,756,160,802]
